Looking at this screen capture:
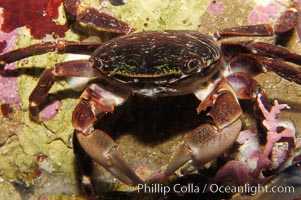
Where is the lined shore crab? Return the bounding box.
[0,0,301,198]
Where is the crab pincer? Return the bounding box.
[72,84,143,187]
[75,129,143,186]
[162,78,242,177]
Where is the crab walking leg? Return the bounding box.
[225,72,262,99]
[222,41,301,65]
[164,78,242,177]
[63,0,135,34]
[213,6,298,40]
[29,60,96,121]
[221,42,301,85]
[0,40,103,69]
[213,24,274,40]
[257,57,301,85]
[72,83,143,186]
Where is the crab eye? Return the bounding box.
[182,58,201,74]
[94,57,104,68]
[94,58,110,73]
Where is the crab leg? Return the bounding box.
[0,41,103,69]
[213,6,298,40]
[225,71,271,120]
[257,57,301,85]
[163,78,242,177]
[29,60,96,121]
[72,83,143,186]
[225,71,263,99]
[63,0,135,34]
[213,24,274,40]
[221,41,301,65]
[223,48,301,85]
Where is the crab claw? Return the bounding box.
[76,129,143,186]
[164,119,242,177]
[160,78,243,177]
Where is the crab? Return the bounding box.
[0,0,301,197]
